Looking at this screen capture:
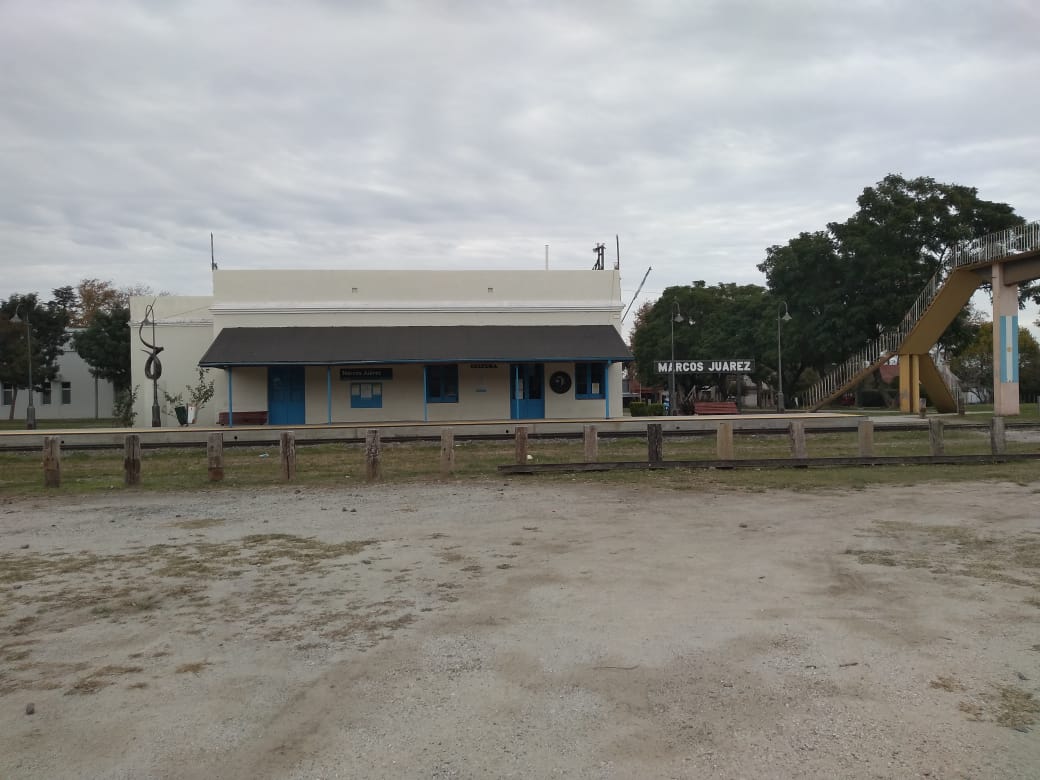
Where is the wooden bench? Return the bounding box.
[693,401,739,415]
[217,411,269,426]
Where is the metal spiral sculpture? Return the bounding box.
[140,302,164,426]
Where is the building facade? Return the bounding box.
[129,268,631,427]
[0,338,116,422]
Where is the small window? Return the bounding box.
[575,363,606,399]
[61,381,72,405]
[426,365,458,403]
[351,382,383,409]
[41,383,52,405]
[1,384,12,406]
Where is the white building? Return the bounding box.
[129,267,631,427]
[0,337,116,422]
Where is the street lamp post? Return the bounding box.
[670,302,691,415]
[777,301,792,413]
[10,304,37,430]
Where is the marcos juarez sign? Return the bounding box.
[656,360,755,374]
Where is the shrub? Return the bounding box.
[629,401,648,417]
[648,403,665,416]
[114,385,139,427]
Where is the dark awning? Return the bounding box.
[198,325,633,367]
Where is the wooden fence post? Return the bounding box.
[365,429,381,481]
[857,419,874,457]
[583,424,598,462]
[280,431,296,481]
[207,432,224,482]
[514,426,529,464]
[647,423,663,465]
[990,416,1006,455]
[42,436,61,488]
[788,421,807,459]
[716,422,734,460]
[440,428,455,475]
[124,434,141,486]
[928,418,945,456]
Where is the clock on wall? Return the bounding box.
[549,371,572,394]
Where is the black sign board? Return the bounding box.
[655,360,755,374]
[340,367,393,380]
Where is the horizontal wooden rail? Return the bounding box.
[499,452,1040,474]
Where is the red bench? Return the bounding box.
[217,411,269,426]
[693,401,739,415]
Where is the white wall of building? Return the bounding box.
[130,269,627,427]
[128,297,217,426]
[0,339,116,422]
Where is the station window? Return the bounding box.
[41,383,52,405]
[350,382,383,409]
[426,365,458,403]
[1,384,12,406]
[575,363,605,399]
[61,382,72,405]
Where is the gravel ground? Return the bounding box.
[2,479,1039,779]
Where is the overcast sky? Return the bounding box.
[2,0,1038,328]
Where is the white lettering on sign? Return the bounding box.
[656,359,755,374]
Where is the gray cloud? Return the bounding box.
[1,0,1037,329]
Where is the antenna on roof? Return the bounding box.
[210,233,218,270]
[615,235,620,270]
[592,242,605,270]
[545,244,549,270]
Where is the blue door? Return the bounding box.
[268,366,306,425]
[510,363,545,419]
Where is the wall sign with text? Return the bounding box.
[340,367,393,380]
[655,360,755,374]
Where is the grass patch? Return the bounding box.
[847,521,1040,591]
[175,660,212,675]
[0,418,119,431]
[65,665,144,695]
[169,518,226,530]
[996,685,1040,730]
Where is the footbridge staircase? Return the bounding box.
[801,222,1040,413]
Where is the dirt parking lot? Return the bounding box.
[2,479,1039,778]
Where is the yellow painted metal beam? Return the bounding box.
[918,353,957,413]
[900,268,984,354]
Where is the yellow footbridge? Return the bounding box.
[802,223,1040,414]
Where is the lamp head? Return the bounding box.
[781,311,792,323]
[10,312,22,325]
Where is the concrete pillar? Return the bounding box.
[898,354,921,414]
[992,262,1020,416]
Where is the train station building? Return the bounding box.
[129,267,631,427]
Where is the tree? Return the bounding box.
[630,282,775,404]
[759,174,1027,379]
[0,293,70,419]
[71,307,133,392]
[71,279,156,391]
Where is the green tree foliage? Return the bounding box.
[630,282,774,402]
[950,321,1040,402]
[0,293,71,419]
[72,307,133,391]
[70,279,155,392]
[758,174,1026,384]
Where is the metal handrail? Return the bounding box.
[799,221,1040,409]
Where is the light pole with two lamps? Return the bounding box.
[10,303,37,430]
[669,301,693,415]
[776,301,792,413]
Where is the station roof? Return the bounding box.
[198,325,632,367]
